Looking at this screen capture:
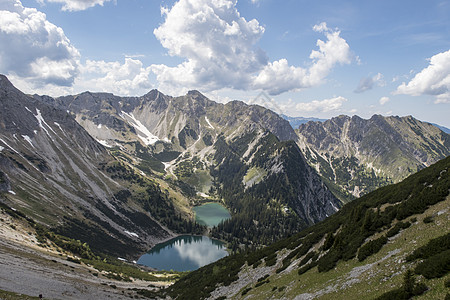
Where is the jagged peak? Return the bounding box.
[187,90,206,98]
[143,89,164,98]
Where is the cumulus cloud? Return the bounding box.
[151,1,352,95]
[379,96,390,105]
[9,57,153,96]
[295,96,347,113]
[254,23,352,95]
[77,58,153,96]
[0,0,80,87]
[395,49,450,104]
[37,0,113,11]
[151,0,267,95]
[354,72,385,93]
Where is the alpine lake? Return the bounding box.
[137,203,231,271]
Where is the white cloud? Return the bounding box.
[254,24,351,95]
[295,96,347,113]
[379,96,390,105]
[151,0,266,95]
[354,72,385,93]
[77,58,153,96]
[9,57,153,97]
[151,1,352,96]
[38,0,113,11]
[0,0,80,86]
[395,49,450,104]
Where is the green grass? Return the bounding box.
[242,196,450,300]
[243,167,267,188]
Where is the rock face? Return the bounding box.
[296,114,450,199]
[0,75,172,257]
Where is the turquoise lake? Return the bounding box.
[137,235,228,271]
[193,202,231,227]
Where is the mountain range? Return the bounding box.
[0,73,449,299]
[296,115,450,201]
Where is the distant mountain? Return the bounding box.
[166,155,450,300]
[295,114,450,201]
[281,114,326,128]
[430,122,450,134]
[33,85,339,247]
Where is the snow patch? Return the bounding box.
[0,146,3,152]
[96,139,112,148]
[25,107,32,113]
[34,108,56,136]
[124,230,139,238]
[205,116,214,129]
[53,122,64,132]
[97,124,102,129]
[0,138,19,154]
[118,257,126,262]
[8,190,16,195]
[121,111,159,145]
[22,135,34,148]
[330,202,339,212]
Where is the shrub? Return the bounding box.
[358,236,388,261]
[414,249,450,279]
[423,216,434,223]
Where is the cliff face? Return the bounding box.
[296,114,450,199]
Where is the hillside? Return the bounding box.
[0,75,204,258]
[296,114,450,201]
[166,155,450,299]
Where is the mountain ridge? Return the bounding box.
[296,114,450,200]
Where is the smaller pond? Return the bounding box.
[193,202,231,227]
[137,235,228,272]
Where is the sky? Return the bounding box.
[0,0,449,127]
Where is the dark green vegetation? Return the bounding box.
[210,131,331,248]
[375,270,428,300]
[166,155,450,299]
[406,233,450,279]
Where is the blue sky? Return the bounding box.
[1,0,449,127]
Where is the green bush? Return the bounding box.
[423,216,434,223]
[357,236,388,262]
[406,233,450,262]
[414,249,450,279]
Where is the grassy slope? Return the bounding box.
[167,155,450,300]
[242,196,449,299]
